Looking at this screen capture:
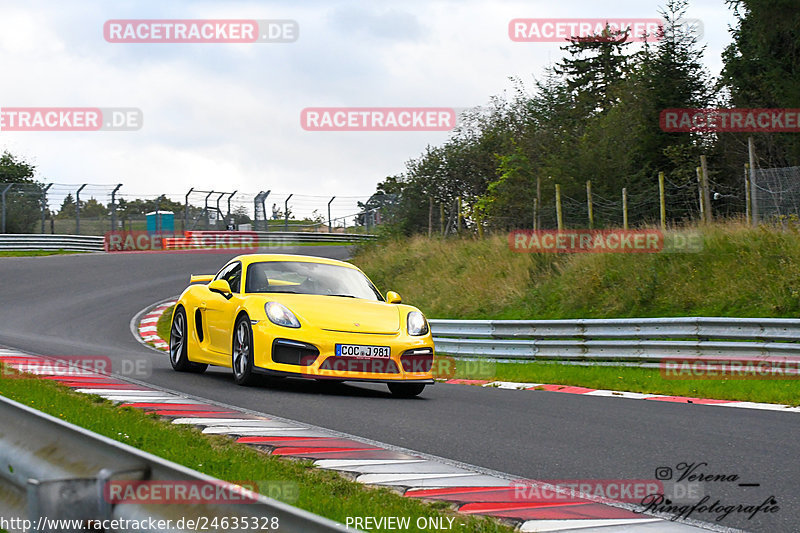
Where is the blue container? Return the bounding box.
[146,211,174,233]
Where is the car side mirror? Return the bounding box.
[208,279,232,297]
[386,291,402,304]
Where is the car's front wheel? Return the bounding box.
[169,306,207,373]
[232,315,257,386]
[388,383,425,398]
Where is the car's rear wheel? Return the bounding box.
[232,315,257,386]
[388,383,425,398]
[169,307,207,373]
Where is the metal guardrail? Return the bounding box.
[0,395,353,533]
[429,317,800,361]
[0,232,375,253]
[255,231,376,244]
[0,234,104,252]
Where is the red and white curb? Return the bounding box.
[0,346,714,533]
[136,300,176,351]
[443,379,800,414]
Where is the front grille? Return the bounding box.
[400,348,434,373]
[271,339,319,366]
[321,329,396,335]
[319,356,399,374]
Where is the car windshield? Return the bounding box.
[245,261,383,301]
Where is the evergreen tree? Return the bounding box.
[554,25,632,114]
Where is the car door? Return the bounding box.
[204,261,243,358]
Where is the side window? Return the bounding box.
[224,263,242,293]
[214,263,234,281]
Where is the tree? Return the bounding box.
[232,205,251,225]
[82,198,108,218]
[720,0,800,165]
[57,194,77,218]
[0,151,42,233]
[554,25,632,115]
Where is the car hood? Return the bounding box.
[264,294,401,334]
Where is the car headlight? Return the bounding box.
[407,311,429,336]
[265,302,301,328]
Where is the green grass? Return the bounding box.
[0,250,85,257]
[0,364,513,533]
[449,360,800,406]
[156,305,174,344]
[353,222,800,319]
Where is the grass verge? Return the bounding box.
[0,364,513,533]
[450,360,800,406]
[353,222,800,319]
[156,305,174,345]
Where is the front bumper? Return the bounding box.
[252,324,435,383]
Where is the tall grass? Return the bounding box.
[353,222,800,319]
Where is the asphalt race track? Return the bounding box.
[1,249,798,532]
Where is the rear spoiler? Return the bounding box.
[190,274,214,283]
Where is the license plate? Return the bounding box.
[335,344,390,358]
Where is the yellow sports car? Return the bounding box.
[169,254,435,397]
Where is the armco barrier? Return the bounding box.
[429,317,800,361]
[164,231,376,249]
[0,234,104,252]
[0,394,354,532]
[0,231,375,253]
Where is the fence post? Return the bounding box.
[226,191,237,228]
[203,191,214,231]
[428,197,432,238]
[284,194,293,232]
[457,196,462,233]
[1,184,12,233]
[537,177,542,230]
[555,184,563,230]
[744,163,751,225]
[748,137,758,226]
[586,180,593,229]
[533,198,538,230]
[215,193,225,228]
[155,197,161,233]
[41,183,53,234]
[328,196,336,233]
[622,188,629,230]
[658,172,666,231]
[700,155,712,222]
[696,167,705,223]
[439,203,444,236]
[76,184,87,235]
[110,184,121,234]
[184,188,193,232]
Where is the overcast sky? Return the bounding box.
[0,0,737,218]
